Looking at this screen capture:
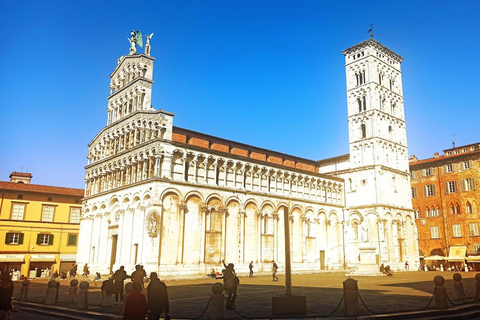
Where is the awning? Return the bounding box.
[60,254,77,261]
[467,256,480,262]
[30,254,56,262]
[447,246,467,261]
[424,255,446,261]
[0,254,24,262]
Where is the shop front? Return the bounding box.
[29,254,57,278]
[59,254,77,275]
[0,254,24,278]
[447,246,467,271]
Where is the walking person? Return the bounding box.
[147,272,170,320]
[114,266,128,305]
[249,261,254,278]
[272,261,279,281]
[123,282,147,320]
[82,263,89,278]
[131,265,144,288]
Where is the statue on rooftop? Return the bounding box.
[145,33,154,56]
[127,30,143,55]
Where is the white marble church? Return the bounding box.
[77,34,419,278]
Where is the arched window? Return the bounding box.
[361,124,366,138]
[466,201,473,214]
[352,221,359,240]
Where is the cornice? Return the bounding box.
[342,38,403,63]
[108,77,154,100]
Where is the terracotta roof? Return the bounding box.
[0,181,84,197]
[409,155,446,165]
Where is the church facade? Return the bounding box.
[77,36,419,277]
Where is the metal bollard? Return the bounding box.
[44,280,57,305]
[343,278,359,316]
[434,276,448,309]
[20,280,30,302]
[453,273,465,301]
[69,279,79,302]
[76,281,89,310]
[210,282,224,320]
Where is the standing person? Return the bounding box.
[131,265,144,287]
[249,261,254,278]
[272,261,279,281]
[83,263,89,278]
[147,272,170,320]
[70,263,77,278]
[0,272,14,319]
[123,282,147,320]
[114,266,128,305]
[218,260,239,309]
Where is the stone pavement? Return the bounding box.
[10,271,480,319]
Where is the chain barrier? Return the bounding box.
[357,291,378,314]
[223,295,255,319]
[420,287,435,311]
[445,292,458,306]
[320,293,344,317]
[191,296,212,320]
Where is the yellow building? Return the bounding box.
[0,172,83,278]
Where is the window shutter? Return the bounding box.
[423,185,426,196]
[48,235,54,245]
[433,184,436,195]
[473,178,476,191]
[36,234,42,245]
[5,233,10,244]
[18,233,24,245]
[461,179,466,191]
[444,182,448,194]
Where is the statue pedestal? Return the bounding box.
[347,246,383,276]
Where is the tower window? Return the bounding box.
[360,124,366,138]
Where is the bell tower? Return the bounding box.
[341,38,411,208]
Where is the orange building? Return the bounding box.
[0,172,83,278]
[410,143,480,270]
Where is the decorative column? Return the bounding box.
[379,219,388,262]
[393,220,400,262]
[325,219,331,267]
[301,215,307,262]
[200,204,208,264]
[314,218,320,262]
[177,202,188,264]
[239,210,246,263]
[257,211,263,263]
[191,159,197,183]
[221,207,228,260]
[402,219,409,262]
[182,156,187,182]
[273,212,280,262]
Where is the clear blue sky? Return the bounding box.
[1,1,479,189]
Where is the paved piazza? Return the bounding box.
[11,271,480,319]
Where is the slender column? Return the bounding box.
[177,202,188,264]
[223,163,228,186]
[239,210,246,263]
[203,160,208,184]
[257,211,262,263]
[200,204,208,264]
[325,219,331,267]
[221,207,228,261]
[192,159,197,182]
[116,210,125,264]
[301,215,307,262]
[379,219,388,262]
[273,213,279,262]
[154,157,161,177]
[402,219,409,261]
[393,221,400,262]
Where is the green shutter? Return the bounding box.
[36,234,42,245]
[48,234,54,245]
[18,233,24,245]
[5,233,10,244]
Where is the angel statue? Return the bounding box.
[145,33,154,56]
[127,30,143,55]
